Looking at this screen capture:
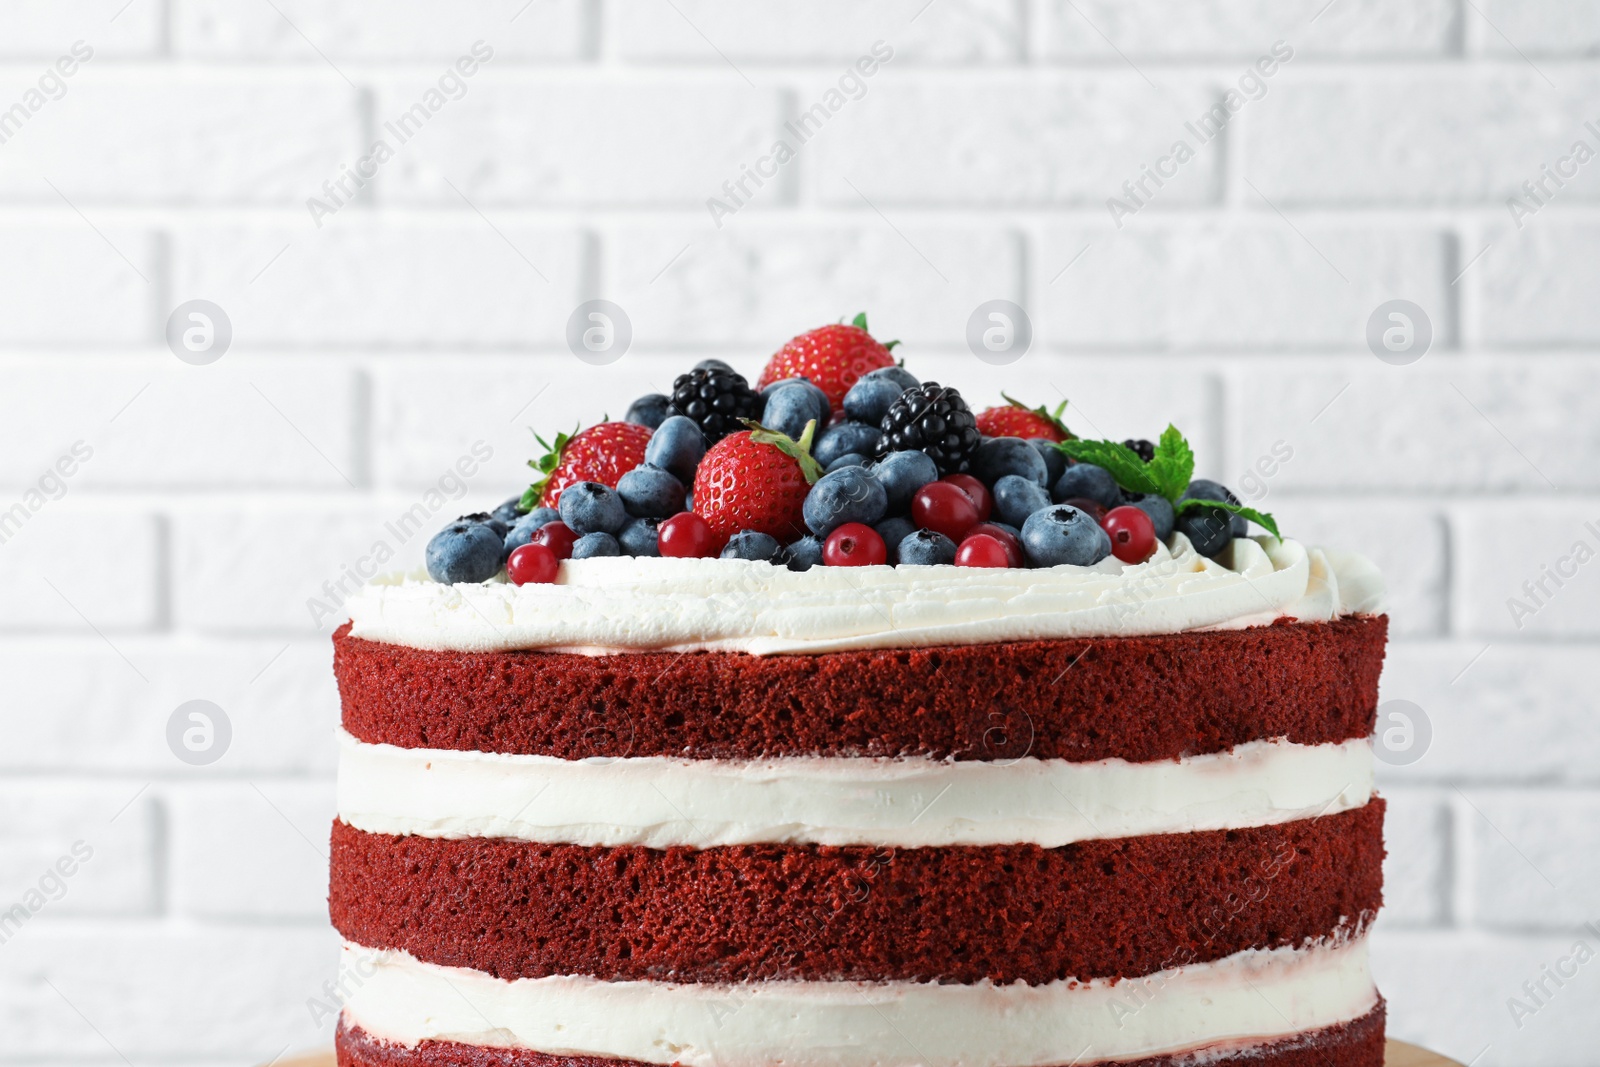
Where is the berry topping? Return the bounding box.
[956,532,1013,569]
[992,475,1052,529]
[1058,496,1109,523]
[975,395,1073,442]
[616,464,687,519]
[941,473,993,523]
[812,420,883,469]
[1122,438,1156,463]
[619,516,663,557]
[524,421,653,511]
[424,520,503,585]
[669,367,763,445]
[1021,505,1112,568]
[1102,505,1158,564]
[692,423,824,550]
[658,512,717,558]
[646,415,709,484]
[558,481,629,535]
[804,466,889,538]
[530,520,578,560]
[971,436,1050,488]
[763,381,828,440]
[785,535,825,572]
[877,382,981,475]
[911,481,981,542]
[625,394,671,430]
[824,522,888,567]
[898,528,958,566]
[572,531,622,558]
[871,449,940,514]
[758,313,897,408]
[722,530,786,563]
[506,542,559,585]
[968,522,1025,567]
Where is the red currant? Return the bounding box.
[824,523,888,566]
[912,482,981,542]
[1059,496,1108,524]
[968,522,1025,568]
[1102,505,1157,564]
[658,512,717,558]
[956,533,1012,568]
[531,521,578,560]
[506,543,560,585]
[942,473,993,522]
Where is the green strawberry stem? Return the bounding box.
[742,418,826,484]
[1001,393,1074,439]
[519,425,577,511]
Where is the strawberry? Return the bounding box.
[975,395,1074,442]
[521,421,653,511]
[692,421,824,550]
[757,313,897,408]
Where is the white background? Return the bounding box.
[2,2,1599,1065]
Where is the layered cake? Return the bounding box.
[330,317,1389,1067]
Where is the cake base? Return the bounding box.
[333,1002,1388,1067]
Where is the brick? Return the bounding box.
[0,784,157,918]
[814,76,1221,206]
[0,638,339,775]
[1456,500,1600,637]
[0,926,340,1059]
[1378,643,1600,784]
[614,0,1023,62]
[1256,499,1446,637]
[1248,75,1600,205]
[1038,225,1449,349]
[377,81,786,207]
[1376,788,1451,928]
[1233,360,1596,492]
[1475,224,1600,346]
[1038,0,1459,58]
[1471,1,1600,55]
[1372,930,1600,1066]
[608,225,1022,346]
[171,224,586,348]
[0,358,363,490]
[174,0,590,59]
[1463,789,1600,929]
[0,506,160,631]
[0,80,361,204]
[0,227,155,346]
[0,2,162,57]
[168,782,334,920]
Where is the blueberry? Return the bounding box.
[875,516,917,562]
[616,464,686,519]
[988,520,1021,539]
[646,415,708,483]
[490,496,524,527]
[826,453,867,473]
[1053,462,1121,509]
[842,375,905,425]
[803,466,888,537]
[813,421,883,469]
[1180,479,1248,537]
[1176,505,1236,558]
[760,377,831,421]
[625,393,672,430]
[993,475,1052,528]
[425,520,504,584]
[764,382,824,440]
[863,365,920,392]
[694,359,737,374]
[870,450,940,514]
[460,511,509,538]
[972,437,1049,488]
[619,517,663,557]
[571,532,621,559]
[1123,492,1175,541]
[1031,439,1067,487]
[898,528,957,566]
[722,530,784,563]
[502,507,561,555]
[558,481,628,535]
[786,535,825,572]
[1022,505,1113,567]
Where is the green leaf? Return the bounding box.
[1174,497,1282,540]
[742,418,826,484]
[851,312,869,331]
[1146,424,1195,502]
[521,426,576,508]
[1056,439,1160,495]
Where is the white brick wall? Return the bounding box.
[2,2,1597,1064]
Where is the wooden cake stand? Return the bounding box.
[275,1041,1461,1066]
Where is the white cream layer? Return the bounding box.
[339,936,1377,1067]
[346,535,1385,656]
[336,733,1373,849]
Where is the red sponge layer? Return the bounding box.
[330,801,1383,986]
[334,616,1386,761]
[336,1002,1386,1067]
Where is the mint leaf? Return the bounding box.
[1056,439,1160,495]
[1174,497,1281,540]
[1146,424,1194,502]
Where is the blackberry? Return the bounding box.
[876,382,981,475]
[668,367,763,445]
[1123,438,1156,463]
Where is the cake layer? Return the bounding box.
[344,537,1384,655]
[333,937,1378,1067]
[335,616,1386,761]
[330,802,1383,985]
[337,731,1373,849]
[337,1004,1386,1067]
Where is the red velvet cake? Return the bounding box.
[329,336,1389,1067]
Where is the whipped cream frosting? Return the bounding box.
[337,733,1374,849]
[346,535,1385,656]
[339,936,1378,1067]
